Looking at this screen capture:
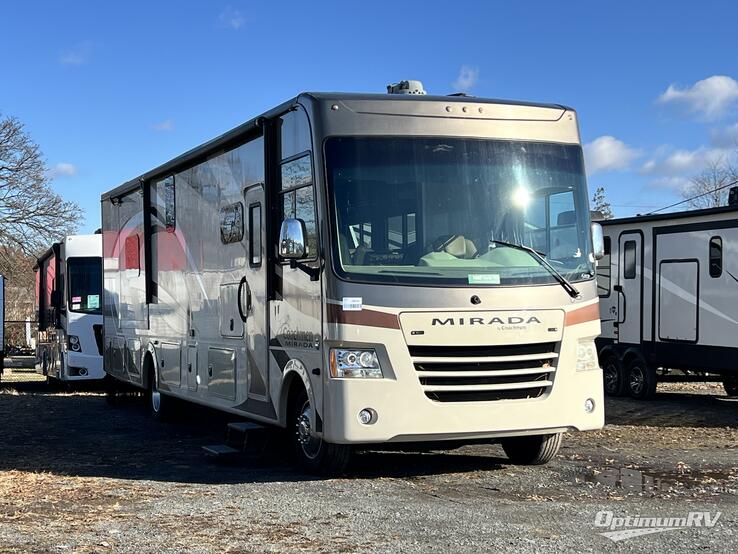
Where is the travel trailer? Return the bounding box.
[34,235,104,382]
[101,82,604,473]
[596,200,738,399]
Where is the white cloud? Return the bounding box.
[640,146,730,177]
[583,136,641,175]
[152,119,174,132]
[219,7,246,30]
[648,176,693,192]
[658,75,738,120]
[48,163,78,179]
[59,42,92,66]
[452,65,479,92]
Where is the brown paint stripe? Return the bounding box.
[326,304,400,329]
[565,302,600,327]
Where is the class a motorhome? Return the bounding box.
[595,195,738,399]
[101,81,605,473]
[34,234,104,382]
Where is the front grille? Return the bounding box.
[93,324,104,356]
[410,342,558,402]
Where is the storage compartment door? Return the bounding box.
[659,260,698,342]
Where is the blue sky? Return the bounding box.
[2,0,738,233]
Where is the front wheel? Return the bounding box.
[723,376,738,397]
[290,388,351,475]
[501,433,562,465]
[626,356,657,400]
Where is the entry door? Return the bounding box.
[242,185,269,400]
[617,233,642,344]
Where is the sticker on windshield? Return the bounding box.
[468,274,500,285]
[88,295,100,309]
[342,297,363,311]
[72,303,81,311]
[72,296,82,303]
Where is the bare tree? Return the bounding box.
[0,113,82,268]
[680,155,738,210]
[591,186,614,220]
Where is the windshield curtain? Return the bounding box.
[67,257,102,313]
[325,137,594,286]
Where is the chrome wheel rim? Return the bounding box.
[604,362,619,394]
[295,399,321,460]
[629,366,644,396]
[151,381,161,413]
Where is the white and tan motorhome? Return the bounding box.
[35,234,104,382]
[101,82,604,473]
[596,200,738,399]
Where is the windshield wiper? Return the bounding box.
[490,240,580,299]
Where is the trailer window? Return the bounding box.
[597,236,611,296]
[162,175,176,232]
[623,240,636,279]
[709,236,722,278]
[249,204,262,266]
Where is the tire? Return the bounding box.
[723,376,738,397]
[501,433,562,465]
[146,368,175,420]
[625,356,657,400]
[601,354,626,397]
[290,387,351,475]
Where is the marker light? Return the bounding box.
[584,398,596,413]
[330,348,383,378]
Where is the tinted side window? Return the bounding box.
[597,236,611,296]
[709,236,722,278]
[623,240,636,279]
[249,204,262,266]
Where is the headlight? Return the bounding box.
[68,335,81,352]
[329,348,383,379]
[576,340,598,371]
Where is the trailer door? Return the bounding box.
[242,184,270,402]
[617,232,642,345]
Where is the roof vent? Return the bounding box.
[387,80,426,95]
[729,186,738,207]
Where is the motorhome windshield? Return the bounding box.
[326,137,594,286]
[67,257,102,313]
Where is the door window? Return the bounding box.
[623,240,636,279]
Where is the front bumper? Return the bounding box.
[64,351,105,381]
[322,322,604,444]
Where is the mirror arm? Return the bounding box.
[289,259,321,281]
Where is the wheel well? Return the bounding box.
[598,346,616,362]
[280,372,307,425]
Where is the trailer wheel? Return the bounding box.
[601,354,625,396]
[625,356,657,400]
[289,387,351,475]
[723,377,738,397]
[501,433,562,465]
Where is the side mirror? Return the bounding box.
[279,218,307,259]
[591,222,605,260]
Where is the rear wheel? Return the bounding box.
[602,354,625,396]
[626,356,657,400]
[723,376,738,397]
[501,433,562,465]
[290,387,351,475]
[147,367,175,420]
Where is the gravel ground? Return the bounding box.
[0,376,736,553]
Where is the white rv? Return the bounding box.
[596,202,738,399]
[35,234,104,382]
[101,83,605,473]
